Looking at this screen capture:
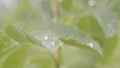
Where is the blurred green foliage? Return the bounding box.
[0,0,120,68]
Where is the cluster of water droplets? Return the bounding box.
[33,31,63,53]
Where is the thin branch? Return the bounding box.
[53,0,60,23]
[52,0,61,68]
[52,48,61,68]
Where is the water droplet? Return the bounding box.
[33,31,63,53]
[87,43,94,47]
[86,42,103,55]
[44,35,48,40]
[50,42,55,46]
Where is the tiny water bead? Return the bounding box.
[44,35,49,40]
[33,31,63,53]
[87,43,94,48]
[87,42,103,55]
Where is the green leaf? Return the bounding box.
[60,46,101,68]
[5,25,27,42]
[0,46,18,68]
[112,0,120,17]
[5,25,43,47]
[50,25,102,55]
[102,36,118,62]
[90,9,118,37]
[5,25,63,54]
[24,46,53,68]
[0,43,53,68]
[1,45,31,68]
[0,32,13,47]
[77,15,105,46]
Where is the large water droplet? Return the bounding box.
[44,35,49,40]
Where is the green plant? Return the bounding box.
[0,0,120,68]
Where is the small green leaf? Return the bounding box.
[60,46,101,68]
[1,45,31,68]
[5,25,63,54]
[103,36,118,62]
[0,46,18,68]
[90,9,118,37]
[0,32,12,46]
[50,25,102,55]
[5,25,43,47]
[112,0,120,17]
[24,46,53,68]
[77,15,105,46]
[5,25,27,42]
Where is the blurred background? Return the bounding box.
[0,0,120,68]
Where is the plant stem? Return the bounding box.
[52,0,60,68]
[53,0,60,23]
[52,48,61,68]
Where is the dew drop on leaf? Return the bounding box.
[50,25,103,55]
[87,43,94,48]
[87,42,103,55]
[33,31,63,53]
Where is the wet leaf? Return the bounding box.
[90,9,118,37]
[1,45,31,68]
[0,46,18,68]
[5,25,43,47]
[50,25,102,55]
[24,46,53,68]
[5,25,63,54]
[0,32,13,47]
[60,46,101,68]
[33,30,63,53]
[77,15,105,46]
